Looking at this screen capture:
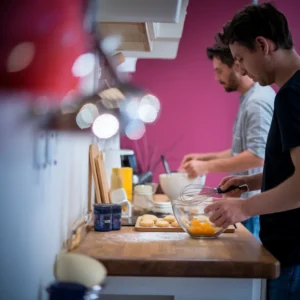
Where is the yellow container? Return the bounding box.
[111,167,133,202]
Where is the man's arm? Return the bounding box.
[206,150,263,173]
[212,149,231,160]
[205,151,300,227]
[185,96,274,177]
[179,149,231,170]
[244,147,300,216]
[245,173,263,191]
[205,98,272,173]
[194,149,231,161]
[220,172,263,194]
[204,89,300,228]
[183,150,263,177]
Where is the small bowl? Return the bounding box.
[159,172,206,200]
[172,198,225,239]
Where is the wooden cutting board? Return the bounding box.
[95,153,111,204]
[135,216,236,233]
[135,216,183,232]
[89,144,102,204]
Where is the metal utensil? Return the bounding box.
[161,155,171,174]
[180,184,249,203]
[179,184,248,230]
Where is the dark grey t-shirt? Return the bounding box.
[231,83,275,198]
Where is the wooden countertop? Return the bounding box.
[73,225,280,278]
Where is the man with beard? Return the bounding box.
[179,44,275,238]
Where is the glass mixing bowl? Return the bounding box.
[172,197,225,239]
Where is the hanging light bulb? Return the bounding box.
[138,103,158,123]
[125,119,146,140]
[76,103,99,129]
[140,94,160,112]
[92,114,119,139]
[72,53,96,77]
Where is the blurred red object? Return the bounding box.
[0,0,90,101]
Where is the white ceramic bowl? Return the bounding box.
[159,172,206,200]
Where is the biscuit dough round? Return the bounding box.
[142,214,158,222]
[155,218,163,223]
[163,215,176,223]
[156,220,170,228]
[140,219,154,227]
[171,220,181,228]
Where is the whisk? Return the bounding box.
[179,184,249,203]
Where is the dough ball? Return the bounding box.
[155,218,164,223]
[171,220,181,228]
[142,214,158,222]
[140,219,154,227]
[163,215,176,223]
[156,220,170,228]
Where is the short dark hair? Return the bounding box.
[216,2,293,50]
[206,44,234,67]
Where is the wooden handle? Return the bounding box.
[95,154,110,204]
[89,144,102,204]
[99,152,112,203]
[88,154,93,212]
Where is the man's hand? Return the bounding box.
[182,160,209,177]
[178,151,221,171]
[204,198,250,228]
[219,175,248,197]
[179,153,199,170]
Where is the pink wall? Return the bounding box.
[121,0,300,187]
